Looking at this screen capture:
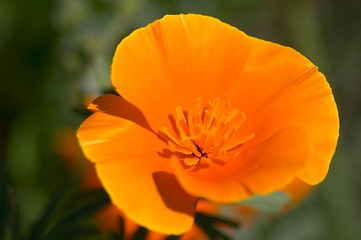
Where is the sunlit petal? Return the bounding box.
[77,112,197,234]
[112,14,253,131]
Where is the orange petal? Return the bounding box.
[83,13,336,201]
[111,13,338,185]
[180,224,209,240]
[96,205,123,236]
[111,14,253,131]
[77,112,197,234]
[173,127,309,202]
[88,94,152,131]
[282,178,314,211]
[172,158,252,203]
[195,199,219,214]
[239,127,310,194]
[229,38,339,185]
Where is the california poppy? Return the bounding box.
[77,14,339,234]
[55,128,221,239]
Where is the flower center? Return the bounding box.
[159,98,254,168]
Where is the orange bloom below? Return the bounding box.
[77,14,339,234]
[282,178,315,211]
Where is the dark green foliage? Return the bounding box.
[1,0,361,239]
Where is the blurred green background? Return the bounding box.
[1,0,361,239]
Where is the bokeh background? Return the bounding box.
[1,0,361,239]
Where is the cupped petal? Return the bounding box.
[77,112,197,234]
[173,127,309,202]
[111,13,338,186]
[111,14,253,131]
[230,38,339,185]
[239,127,310,194]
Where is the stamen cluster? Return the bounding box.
[160,98,254,168]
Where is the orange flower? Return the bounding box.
[77,14,339,234]
[54,128,220,238]
[282,178,315,211]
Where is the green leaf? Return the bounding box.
[44,223,100,240]
[165,235,181,240]
[132,226,148,240]
[41,188,110,240]
[195,212,239,240]
[0,171,8,239]
[6,185,21,240]
[59,189,110,224]
[239,191,291,214]
[27,186,69,240]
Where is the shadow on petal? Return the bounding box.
[152,172,197,217]
[89,94,152,132]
